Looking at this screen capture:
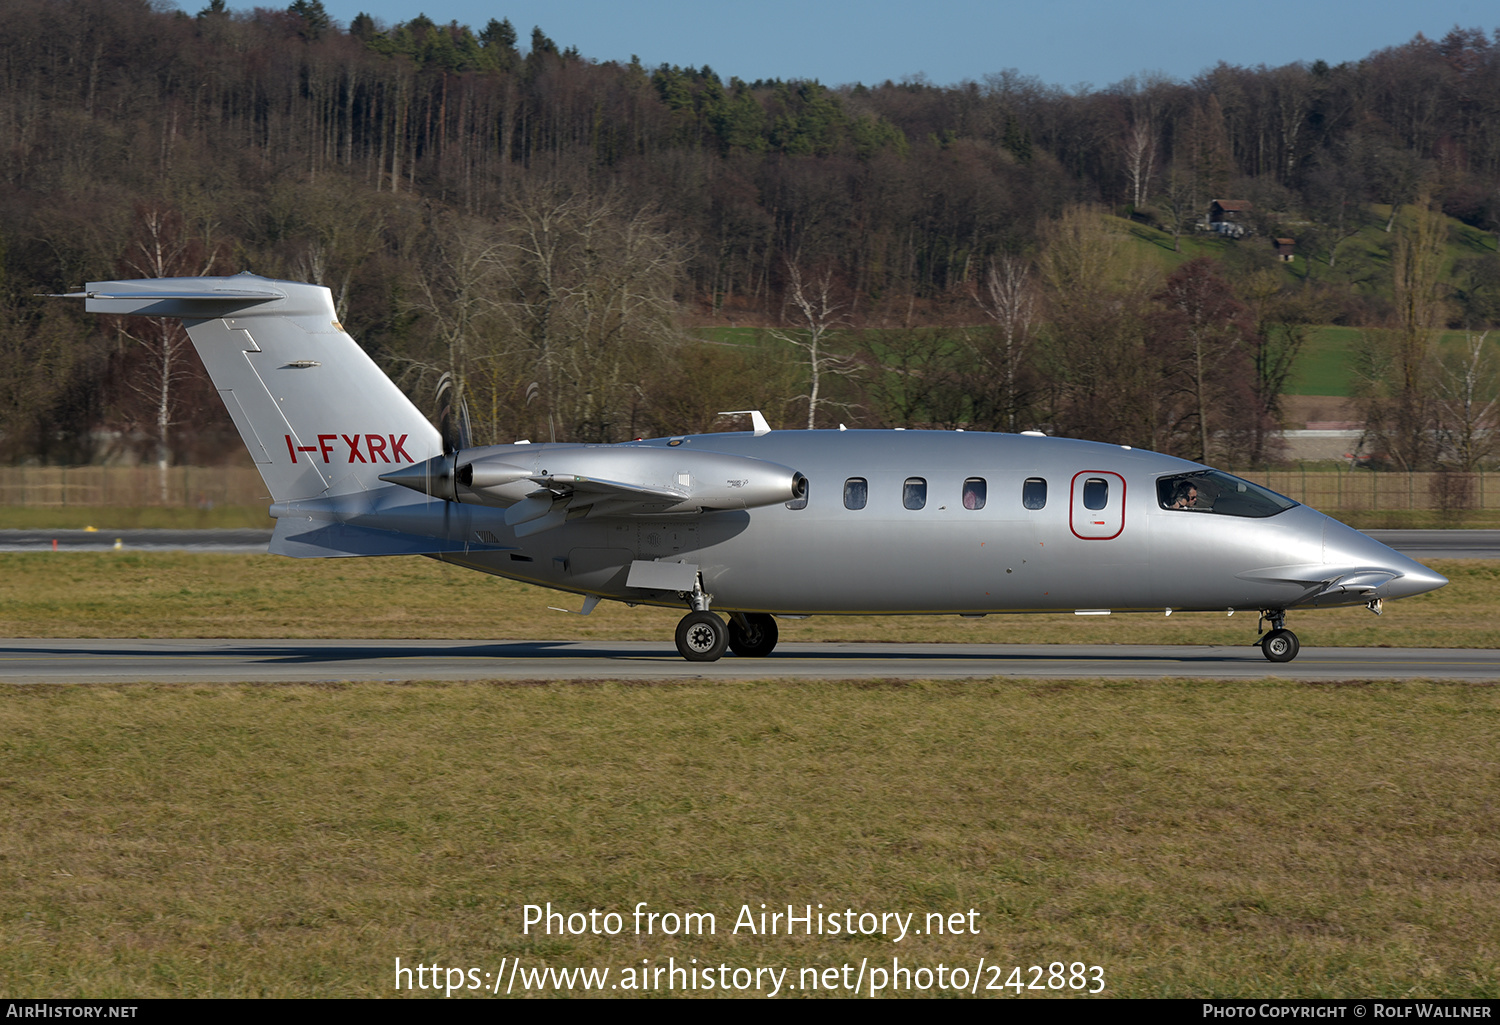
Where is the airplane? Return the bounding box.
[60,273,1448,664]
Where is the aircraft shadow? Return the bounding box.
[1,640,1268,665]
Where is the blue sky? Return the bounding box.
[294,0,1498,91]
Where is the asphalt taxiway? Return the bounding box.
[2,638,1496,683]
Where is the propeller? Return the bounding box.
[435,371,472,456]
[423,372,472,505]
[380,376,490,507]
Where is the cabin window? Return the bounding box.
[844,477,868,510]
[963,477,986,510]
[1022,477,1047,510]
[1156,470,1298,518]
[1082,477,1109,510]
[903,477,927,510]
[786,478,809,510]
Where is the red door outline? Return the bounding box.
[1069,471,1126,540]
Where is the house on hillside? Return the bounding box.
[1206,199,1252,238]
[1274,237,1295,262]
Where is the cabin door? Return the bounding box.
[1069,471,1126,540]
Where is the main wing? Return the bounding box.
[382,446,806,538]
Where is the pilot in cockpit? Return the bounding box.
[1170,481,1200,509]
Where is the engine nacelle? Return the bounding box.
[383,443,805,520]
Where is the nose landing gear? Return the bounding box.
[1257,609,1300,663]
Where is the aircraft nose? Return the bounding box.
[1321,517,1448,602]
[1383,563,1448,600]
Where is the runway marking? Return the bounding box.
[5,641,1496,687]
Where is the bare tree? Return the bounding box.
[1151,257,1257,465]
[284,183,390,322]
[1160,163,1198,253]
[1036,205,1160,447]
[770,262,859,429]
[399,211,506,444]
[1369,145,1431,232]
[1238,269,1321,464]
[1303,148,1367,268]
[1122,118,1156,209]
[117,203,224,499]
[0,300,83,462]
[1434,331,1497,471]
[972,255,1038,432]
[1357,202,1450,470]
[495,180,683,441]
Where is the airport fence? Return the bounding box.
[0,465,1494,512]
[1237,468,1495,512]
[0,466,267,508]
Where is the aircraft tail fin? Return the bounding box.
[68,274,441,505]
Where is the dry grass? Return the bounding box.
[3,554,1496,997]
[0,552,1493,650]
[1,679,1496,998]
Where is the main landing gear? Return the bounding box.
[676,611,728,661]
[672,578,778,662]
[1257,609,1299,663]
[728,613,779,658]
[672,611,780,662]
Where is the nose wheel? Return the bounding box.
[1261,628,1300,663]
[1257,609,1300,663]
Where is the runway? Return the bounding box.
[0,528,273,553]
[3,638,1497,683]
[1366,529,1500,560]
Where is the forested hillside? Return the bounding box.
[1,0,1497,471]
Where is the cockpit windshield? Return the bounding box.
[1156,470,1298,518]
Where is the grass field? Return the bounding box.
[1285,328,1500,398]
[0,551,1494,649]
[2,552,1495,999]
[1,678,1496,998]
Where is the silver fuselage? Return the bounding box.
[385,430,1444,616]
[63,275,1444,626]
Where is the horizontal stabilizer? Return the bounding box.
[61,283,284,316]
[270,517,510,559]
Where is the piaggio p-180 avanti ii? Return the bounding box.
[62,274,1447,663]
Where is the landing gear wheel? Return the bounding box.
[728,613,779,657]
[1262,628,1300,663]
[676,611,728,662]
